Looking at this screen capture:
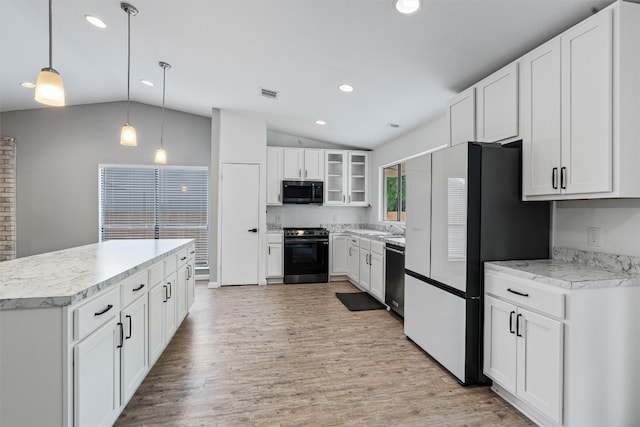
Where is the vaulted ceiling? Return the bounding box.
[0,0,612,149]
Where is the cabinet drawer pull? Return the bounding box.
[180,256,187,261]
[552,167,558,189]
[507,288,529,297]
[126,315,132,339]
[516,313,523,337]
[132,284,145,292]
[509,311,516,334]
[94,304,113,316]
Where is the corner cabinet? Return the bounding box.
[522,2,640,200]
[447,87,476,147]
[266,147,283,205]
[324,150,369,206]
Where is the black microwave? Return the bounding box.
[282,180,323,205]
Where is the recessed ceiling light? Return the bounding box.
[394,0,422,15]
[315,120,326,126]
[85,15,107,28]
[338,84,354,93]
[20,82,36,88]
[140,79,154,87]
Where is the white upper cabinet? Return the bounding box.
[560,9,612,195]
[523,2,640,200]
[324,150,369,206]
[521,38,562,197]
[447,87,476,147]
[476,62,519,143]
[283,148,324,181]
[266,147,283,205]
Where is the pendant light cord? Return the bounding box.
[160,65,166,148]
[126,8,131,123]
[48,0,53,69]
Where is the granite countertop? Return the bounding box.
[486,259,640,290]
[342,229,405,247]
[0,239,193,310]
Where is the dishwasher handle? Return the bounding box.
[385,246,405,255]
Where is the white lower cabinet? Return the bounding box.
[369,243,385,302]
[120,294,149,405]
[330,234,348,275]
[74,316,121,427]
[266,234,284,279]
[148,280,166,365]
[358,238,371,291]
[347,236,360,283]
[484,295,563,423]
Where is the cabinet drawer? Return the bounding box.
[371,240,384,256]
[349,236,360,246]
[121,270,148,308]
[187,245,196,260]
[485,271,565,319]
[74,287,120,342]
[165,255,178,275]
[267,234,283,244]
[359,238,371,251]
[148,262,164,288]
[177,248,189,267]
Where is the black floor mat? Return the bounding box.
[335,292,386,311]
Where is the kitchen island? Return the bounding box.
[0,239,196,427]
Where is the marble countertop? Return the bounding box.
[486,259,640,290]
[343,229,405,247]
[0,239,193,310]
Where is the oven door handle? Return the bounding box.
[284,238,329,244]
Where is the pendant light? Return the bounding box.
[35,0,65,106]
[154,61,171,164]
[120,2,138,146]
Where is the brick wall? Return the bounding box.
[0,136,16,261]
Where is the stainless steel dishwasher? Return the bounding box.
[385,243,405,317]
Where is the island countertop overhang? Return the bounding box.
[0,239,193,310]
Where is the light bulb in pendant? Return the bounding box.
[154,147,167,164]
[120,124,137,146]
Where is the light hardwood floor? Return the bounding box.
[115,281,533,427]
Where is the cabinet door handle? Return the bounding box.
[516,313,523,337]
[133,284,145,292]
[507,288,529,297]
[552,167,558,189]
[509,311,516,334]
[167,281,172,299]
[305,169,308,178]
[268,246,271,255]
[163,285,168,303]
[560,167,567,190]
[248,228,258,233]
[117,322,124,349]
[125,315,132,339]
[348,195,351,203]
[298,169,301,178]
[343,194,345,203]
[278,193,281,202]
[94,304,113,317]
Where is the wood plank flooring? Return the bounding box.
[115,281,533,427]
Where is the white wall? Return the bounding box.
[554,199,640,257]
[0,101,211,258]
[368,113,448,223]
[216,110,267,284]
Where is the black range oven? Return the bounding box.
[283,227,329,284]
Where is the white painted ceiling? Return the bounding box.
[0,0,613,149]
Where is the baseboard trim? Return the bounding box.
[208,281,220,288]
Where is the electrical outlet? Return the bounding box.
[275,215,281,224]
[357,214,362,222]
[332,215,337,222]
[587,227,601,247]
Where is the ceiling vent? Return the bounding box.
[260,87,279,100]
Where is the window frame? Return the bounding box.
[380,161,406,223]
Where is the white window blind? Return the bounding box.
[99,165,209,267]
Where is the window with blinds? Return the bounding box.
[99,165,209,267]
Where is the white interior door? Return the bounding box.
[220,163,260,285]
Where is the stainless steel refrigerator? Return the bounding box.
[404,142,550,385]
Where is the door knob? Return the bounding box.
[247,228,258,233]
